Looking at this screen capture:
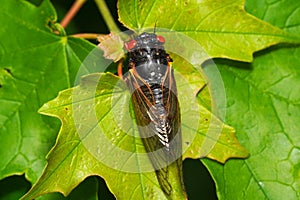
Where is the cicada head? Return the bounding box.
[124,32,171,84]
[124,32,165,52]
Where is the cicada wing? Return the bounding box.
[163,67,185,191]
[125,67,183,196]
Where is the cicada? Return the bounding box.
[122,32,185,196]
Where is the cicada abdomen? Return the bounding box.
[123,32,185,197]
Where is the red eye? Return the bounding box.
[156,35,165,43]
[125,39,137,50]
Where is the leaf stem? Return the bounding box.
[71,33,106,39]
[60,0,87,28]
[94,0,120,33]
[117,59,124,79]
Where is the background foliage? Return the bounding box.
[0,0,299,199]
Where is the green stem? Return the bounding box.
[94,0,120,33]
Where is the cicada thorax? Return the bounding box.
[124,32,184,196]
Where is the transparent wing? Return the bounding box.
[125,66,183,196]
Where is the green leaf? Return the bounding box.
[245,0,300,35]
[21,67,247,199]
[202,0,300,199]
[118,0,299,63]
[0,0,104,185]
